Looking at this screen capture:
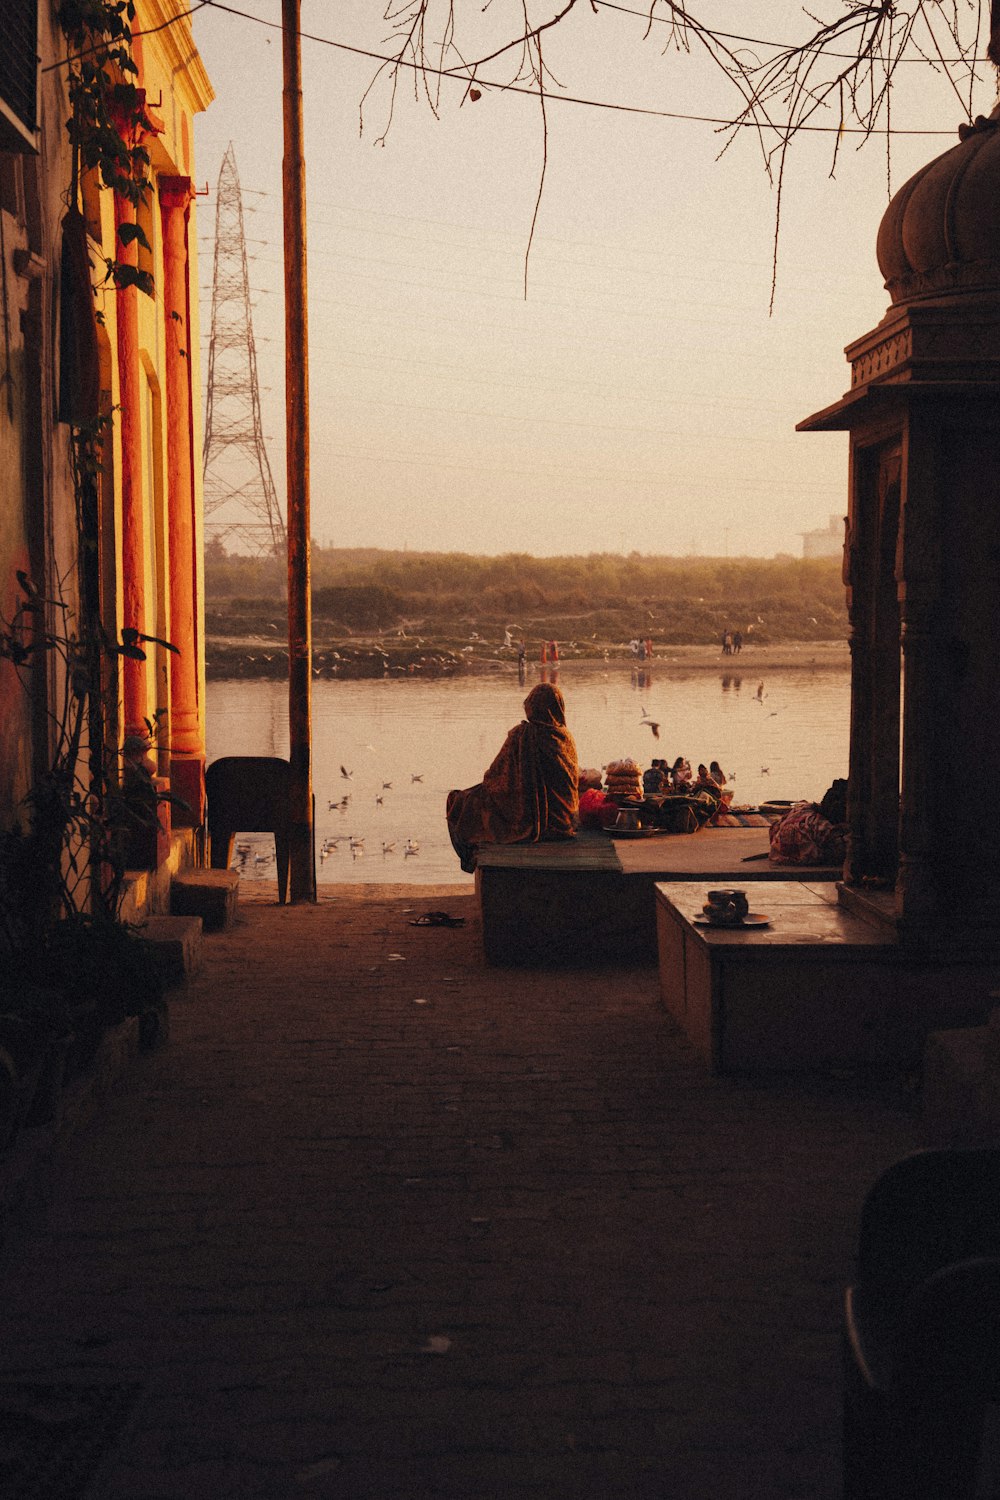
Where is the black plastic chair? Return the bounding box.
[843,1148,1000,1499]
[206,756,315,904]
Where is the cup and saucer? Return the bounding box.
[694,889,770,928]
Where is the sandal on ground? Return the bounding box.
[409,911,465,928]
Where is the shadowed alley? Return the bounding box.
[0,885,917,1498]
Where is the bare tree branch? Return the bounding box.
[361,1,994,302]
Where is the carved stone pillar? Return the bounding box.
[113,190,149,751]
[842,442,901,889]
[895,413,943,933]
[842,482,872,888]
[159,176,205,826]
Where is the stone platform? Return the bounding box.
[655,881,998,1075]
[475,827,840,966]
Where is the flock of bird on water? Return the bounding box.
[233,673,787,876]
[325,764,422,863]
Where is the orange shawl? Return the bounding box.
[446,683,579,872]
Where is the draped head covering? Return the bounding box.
[446,681,579,873]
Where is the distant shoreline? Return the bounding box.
[586,641,850,671]
[205,637,850,680]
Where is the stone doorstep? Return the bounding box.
[140,914,203,983]
[170,867,239,932]
[922,1005,1000,1148]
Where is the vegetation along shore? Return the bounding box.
[205,546,848,680]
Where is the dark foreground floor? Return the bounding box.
[0,884,918,1499]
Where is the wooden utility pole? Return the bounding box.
[282,0,314,899]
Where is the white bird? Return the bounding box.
[381,840,396,854]
[404,839,419,855]
[349,836,365,848]
[375,794,383,805]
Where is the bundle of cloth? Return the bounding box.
[768,781,848,866]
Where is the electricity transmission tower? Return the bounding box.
[202,143,285,557]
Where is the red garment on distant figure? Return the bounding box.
[446,683,579,873]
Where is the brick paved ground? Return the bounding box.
[0,884,919,1499]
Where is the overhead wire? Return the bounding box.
[591,0,986,65]
[42,2,211,71]
[196,0,967,136]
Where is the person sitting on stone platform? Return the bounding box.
[446,682,579,874]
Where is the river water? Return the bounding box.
[205,659,851,886]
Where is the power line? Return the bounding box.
[592,0,987,66]
[197,0,963,136]
[41,2,210,72]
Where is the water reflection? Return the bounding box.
[206,660,850,886]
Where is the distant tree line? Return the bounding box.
[204,544,847,644]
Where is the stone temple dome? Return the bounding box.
[877,103,1000,306]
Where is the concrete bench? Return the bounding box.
[475,827,840,966]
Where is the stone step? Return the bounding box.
[141,914,204,983]
[170,868,240,932]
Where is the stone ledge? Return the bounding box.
[141,914,203,983]
[922,1010,1000,1147]
[170,868,239,931]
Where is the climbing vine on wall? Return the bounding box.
[57,0,154,295]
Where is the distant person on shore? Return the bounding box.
[733,630,742,654]
[643,759,665,794]
[709,760,727,786]
[446,682,579,874]
[671,756,693,790]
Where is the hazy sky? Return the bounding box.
[190,2,993,558]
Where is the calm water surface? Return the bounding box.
[206,660,850,886]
